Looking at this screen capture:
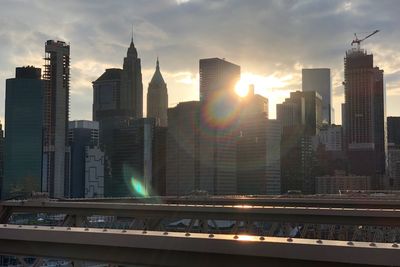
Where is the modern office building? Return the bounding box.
[0,122,3,199]
[109,118,164,197]
[147,58,168,127]
[3,67,44,199]
[93,68,122,122]
[388,117,400,146]
[302,68,332,124]
[42,40,70,198]
[277,91,323,136]
[237,91,281,195]
[277,91,322,194]
[121,37,143,119]
[199,58,241,195]
[166,101,200,196]
[343,47,386,178]
[67,120,101,198]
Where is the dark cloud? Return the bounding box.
[0,0,399,124]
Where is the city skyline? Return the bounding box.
[1,0,400,125]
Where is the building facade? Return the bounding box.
[315,173,371,194]
[42,40,70,198]
[0,121,4,199]
[109,118,164,197]
[67,120,101,198]
[277,91,322,194]
[166,102,200,196]
[343,48,386,178]
[3,67,44,199]
[121,38,143,119]
[318,124,343,152]
[85,146,105,198]
[388,117,400,146]
[237,91,281,195]
[147,58,168,127]
[199,58,241,195]
[302,68,332,124]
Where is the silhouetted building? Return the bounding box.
[147,58,168,127]
[277,91,322,136]
[166,101,200,196]
[343,48,386,179]
[302,68,333,124]
[3,67,44,199]
[315,172,371,194]
[67,120,101,198]
[109,118,164,197]
[386,144,400,190]
[241,85,269,118]
[93,68,122,122]
[237,91,281,194]
[388,117,400,146]
[315,125,346,175]
[121,37,143,119]
[42,40,70,198]
[277,91,322,194]
[92,68,133,196]
[0,121,4,199]
[199,58,240,195]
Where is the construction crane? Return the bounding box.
[351,30,379,50]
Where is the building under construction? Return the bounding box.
[42,40,70,198]
[343,33,386,181]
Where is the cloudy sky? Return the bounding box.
[1,0,400,125]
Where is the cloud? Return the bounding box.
[0,0,399,124]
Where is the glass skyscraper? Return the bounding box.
[3,67,44,199]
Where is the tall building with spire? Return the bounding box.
[42,40,70,198]
[147,58,168,127]
[121,36,143,118]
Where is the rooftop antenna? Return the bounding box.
[131,24,134,43]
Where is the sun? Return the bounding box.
[235,79,250,97]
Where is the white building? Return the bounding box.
[85,146,105,198]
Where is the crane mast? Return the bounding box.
[351,30,379,50]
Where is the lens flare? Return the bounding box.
[130,177,148,197]
[200,90,241,136]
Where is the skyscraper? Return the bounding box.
[388,117,400,146]
[3,67,44,199]
[237,91,281,195]
[67,120,101,198]
[343,48,386,178]
[109,118,162,197]
[0,121,4,199]
[166,101,200,196]
[121,37,143,118]
[302,68,332,124]
[199,58,240,195]
[277,91,322,194]
[277,91,323,136]
[42,40,70,198]
[147,58,168,127]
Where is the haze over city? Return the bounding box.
[1,0,400,124]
